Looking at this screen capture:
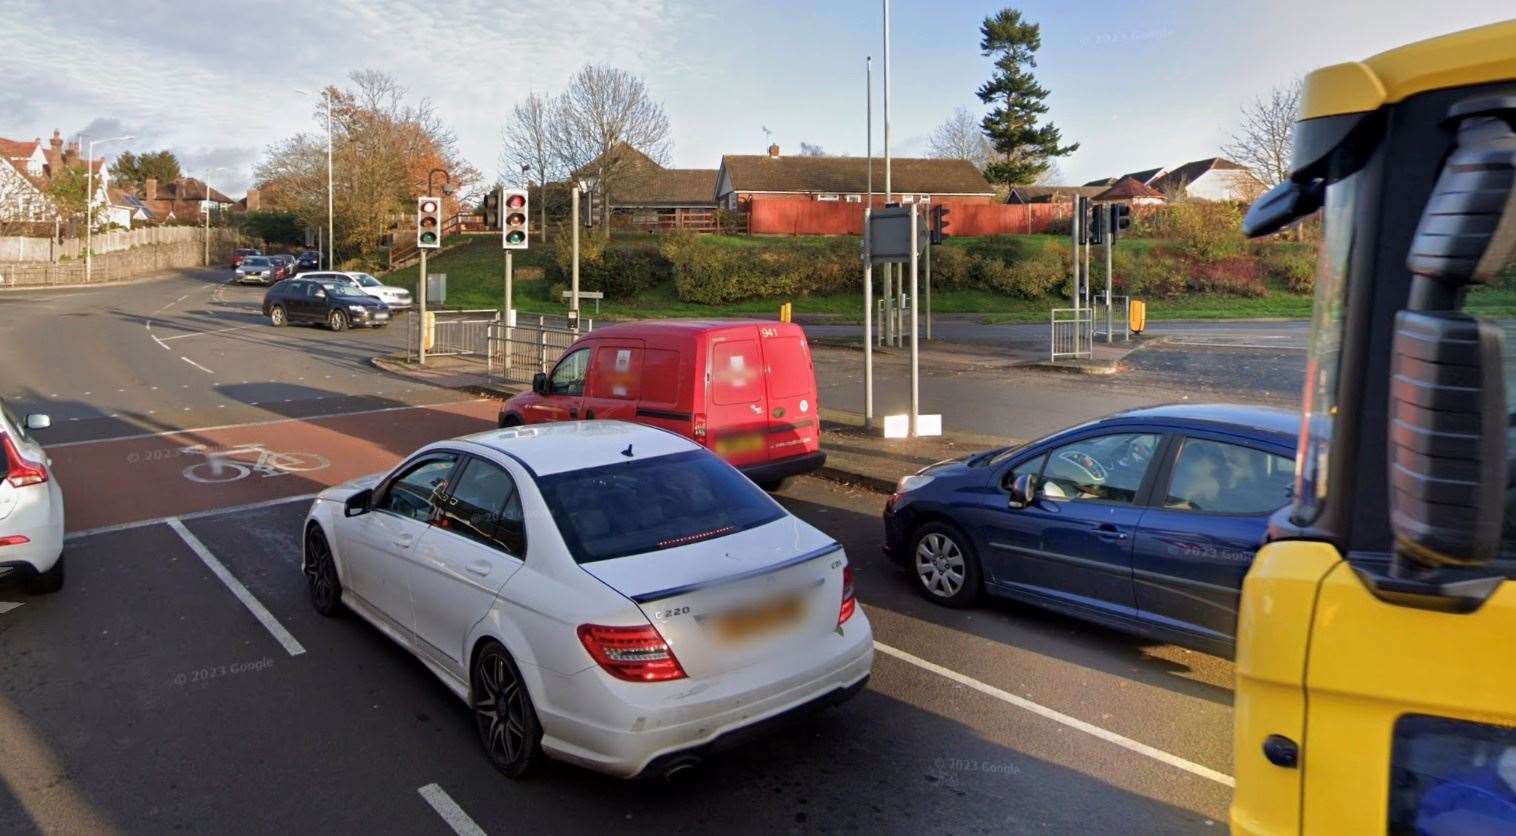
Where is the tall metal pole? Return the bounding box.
[1105,205,1114,343]
[882,0,891,203]
[203,195,210,266]
[863,208,874,431]
[1070,195,1080,355]
[925,231,932,340]
[570,184,581,332]
[866,56,873,208]
[325,90,334,271]
[418,249,428,365]
[909,204,920,436]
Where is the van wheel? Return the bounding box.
[756,478,787,492]
[25,555,64,595]
[499,413,523,428]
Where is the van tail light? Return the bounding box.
[577,624,687,682]
[692,413,709,443]
[838,564,856,626]
[2,434,47,488]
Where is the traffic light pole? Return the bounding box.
[570,185,581,334]
[1105,209,1114,343]
[909,205,920,436]
[1070,196,1081,356]
[925,235,932,340]
[418,249,428,365]
[862,208,874,431]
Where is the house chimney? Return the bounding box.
[245,188,260,211]
[145,177,157,201]
[768,144,780,158]
[49,129,63,154]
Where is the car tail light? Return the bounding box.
[838,564,856,626]
[2,434,47,488]
[0,535,30,547]
[692,413,708,443]
[577,624,687,682]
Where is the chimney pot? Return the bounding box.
[768,144,780,158]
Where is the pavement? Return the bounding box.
[0,268,1246,833]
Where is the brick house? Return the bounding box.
[714,145,996,209]
[1084,157,1261,202]
[138,176,235,223]
[570,145,719,230]
[0,130,113,230]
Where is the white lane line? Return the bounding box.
[146,322,171,351]
[872,641,1234,788]
[417,784,486,836]
[166,517,306,657]
[66,493,319,541]
[181,356,215,374]
[159,325,252,342]
[45,398,489,449]
[0,602,23,615]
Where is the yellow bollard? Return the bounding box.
[779,302,793,323]
[423,311,437,351]
[1130,299,1147,334]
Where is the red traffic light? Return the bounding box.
[505,194,526,209]
[419,199,438,213]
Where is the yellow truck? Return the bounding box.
[1231,20,1516,834]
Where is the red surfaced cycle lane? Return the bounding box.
[49,399,500,532]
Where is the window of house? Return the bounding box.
[917,194,931,203]
[845,194,862,203]
[816,193,840,202]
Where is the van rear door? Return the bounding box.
[705,328,769,469]
[758,326,820,463]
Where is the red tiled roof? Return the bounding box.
[1093,176,1163,201]
[720,155,994,196]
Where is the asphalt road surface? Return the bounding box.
[1,270,1238,833]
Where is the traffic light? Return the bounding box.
[1089,204,1105,245]
[502,188,529,249]
[929,203,950,245]
[1110,204,1132,240]
[416,196,442,249]
[482,191,500,230]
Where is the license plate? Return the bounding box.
[374,312,389,320]
[714,433,764,456]
[712,594,804,642]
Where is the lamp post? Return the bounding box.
[295,87,334,269]
[85,134,134,283]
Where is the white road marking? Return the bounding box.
[67,493,319,541]
[872,640,1235,788]
[159,325,252,342]
[0,602,23,615]
[417,785,486,836]
[166,517,306,657]
[181,356,215,374]
[45,398,488,449]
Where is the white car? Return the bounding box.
[332,271,412,310]
[0,400,64,594]
[301,421,871,779]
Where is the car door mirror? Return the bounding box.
[344,487,373,517]
[532,372,548,396]
[314,289,326,299]
[24,413,51,431]
[1007,473,1038,508]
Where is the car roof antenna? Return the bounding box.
[621,443,634,458]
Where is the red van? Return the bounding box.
[498,320,825,487]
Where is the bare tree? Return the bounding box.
[928,106,995,172]
[1223,80,1301,188]
[548,64,671,235]
[798,142,827,157]
[503,91,556,235]
[1033,160,1064,186]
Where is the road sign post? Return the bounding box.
[418,250,427,364]
[862,207,874,430]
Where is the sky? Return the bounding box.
[2,1,1510,197]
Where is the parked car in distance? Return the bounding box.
[499,320,825,489]
[234,255,276,285]
[312,271,412,309]
[882,404,1299,657]
[301,421,870,779]
[267,254,297,282]
[0,398,64,594]
[295,250,321,272]
[263,277,391,331]
[230,247,261,269]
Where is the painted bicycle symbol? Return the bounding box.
[180,442,330,484]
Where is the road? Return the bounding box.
[1,270,1236,834]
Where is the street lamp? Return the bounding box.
[295,87,334,269]
[200,166,232,267]
[427,168,451,198]
[85,134,134,283]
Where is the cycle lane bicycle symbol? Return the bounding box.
[179,442,331,484]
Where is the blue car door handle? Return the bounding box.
[1095,523,1128,541]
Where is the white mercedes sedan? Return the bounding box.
[334,271,412,310]
[301,421,872,779]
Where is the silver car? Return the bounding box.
[235,256,275,285]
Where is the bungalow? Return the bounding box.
[1084,157,1261,202]
[1092,176,1164,205]
[1006,184,1105,205]
[569,144,719,230]
[715,145,996,209]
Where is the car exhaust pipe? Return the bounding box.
[661,756,702,783]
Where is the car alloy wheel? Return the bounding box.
[911,522,980,607]
[472,642,543,778]
[270,305,287,327]
[304,527,342,616]
[328,310,348,331]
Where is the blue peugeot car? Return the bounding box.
[882,404,1298,657]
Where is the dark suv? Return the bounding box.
[295,250,322,272]
[263,278,390,331]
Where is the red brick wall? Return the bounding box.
[746,197,1066,237]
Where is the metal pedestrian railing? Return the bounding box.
[408,309,500,361]
[1094,293,1131,343]
[486,315,594,384]
[1050,307,1094,361]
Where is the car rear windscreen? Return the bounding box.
[536,450,784,564]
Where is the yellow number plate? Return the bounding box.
[712,595,804,642]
